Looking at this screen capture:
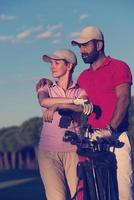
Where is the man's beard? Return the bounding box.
[82,49,99,64]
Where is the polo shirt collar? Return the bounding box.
[89,56,112,71]
[52,81,77,89]
[102,56,112,66]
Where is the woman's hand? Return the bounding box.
[36,78,53,91]
[43,105,58,122]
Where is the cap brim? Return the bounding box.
[71,38,90,46]
[42,54,61,63]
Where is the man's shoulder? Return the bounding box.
[75,83,83,89]
[77,68,91,86]
[109,56,129,67]
[78,68,90,78]
[109,56,132,83]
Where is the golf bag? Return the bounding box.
[63,130,123,200]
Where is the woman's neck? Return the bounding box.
[57,73,73,91]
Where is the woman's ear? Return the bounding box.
[67,63,73,71]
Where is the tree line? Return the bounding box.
[0,117,42,170]
[0,97,134,170]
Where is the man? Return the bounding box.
[71,26,133,200]
[36,27,133,200]
[36,49,92,200]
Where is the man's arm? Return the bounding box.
[36,78,53,92]
[91,83,131,140]
[109,83,131,130]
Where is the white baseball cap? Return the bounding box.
[42,49,77,65]
[71,26,104,46]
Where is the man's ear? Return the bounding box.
[97,40,103,51]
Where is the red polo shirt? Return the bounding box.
[77,56,132,129]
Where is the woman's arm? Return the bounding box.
[39,94,75,108]
[38,90,89,109]
[53,103,83,112]
[37,86,92,122]
[43,98,93,123]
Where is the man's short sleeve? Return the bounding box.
[113,62,133,87]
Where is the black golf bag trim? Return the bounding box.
[63,131,122,200]
[73,152,119,200]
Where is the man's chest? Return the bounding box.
[79,69,115,96]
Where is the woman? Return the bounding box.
[36,49,93,200]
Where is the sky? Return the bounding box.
[0,0,134,128]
